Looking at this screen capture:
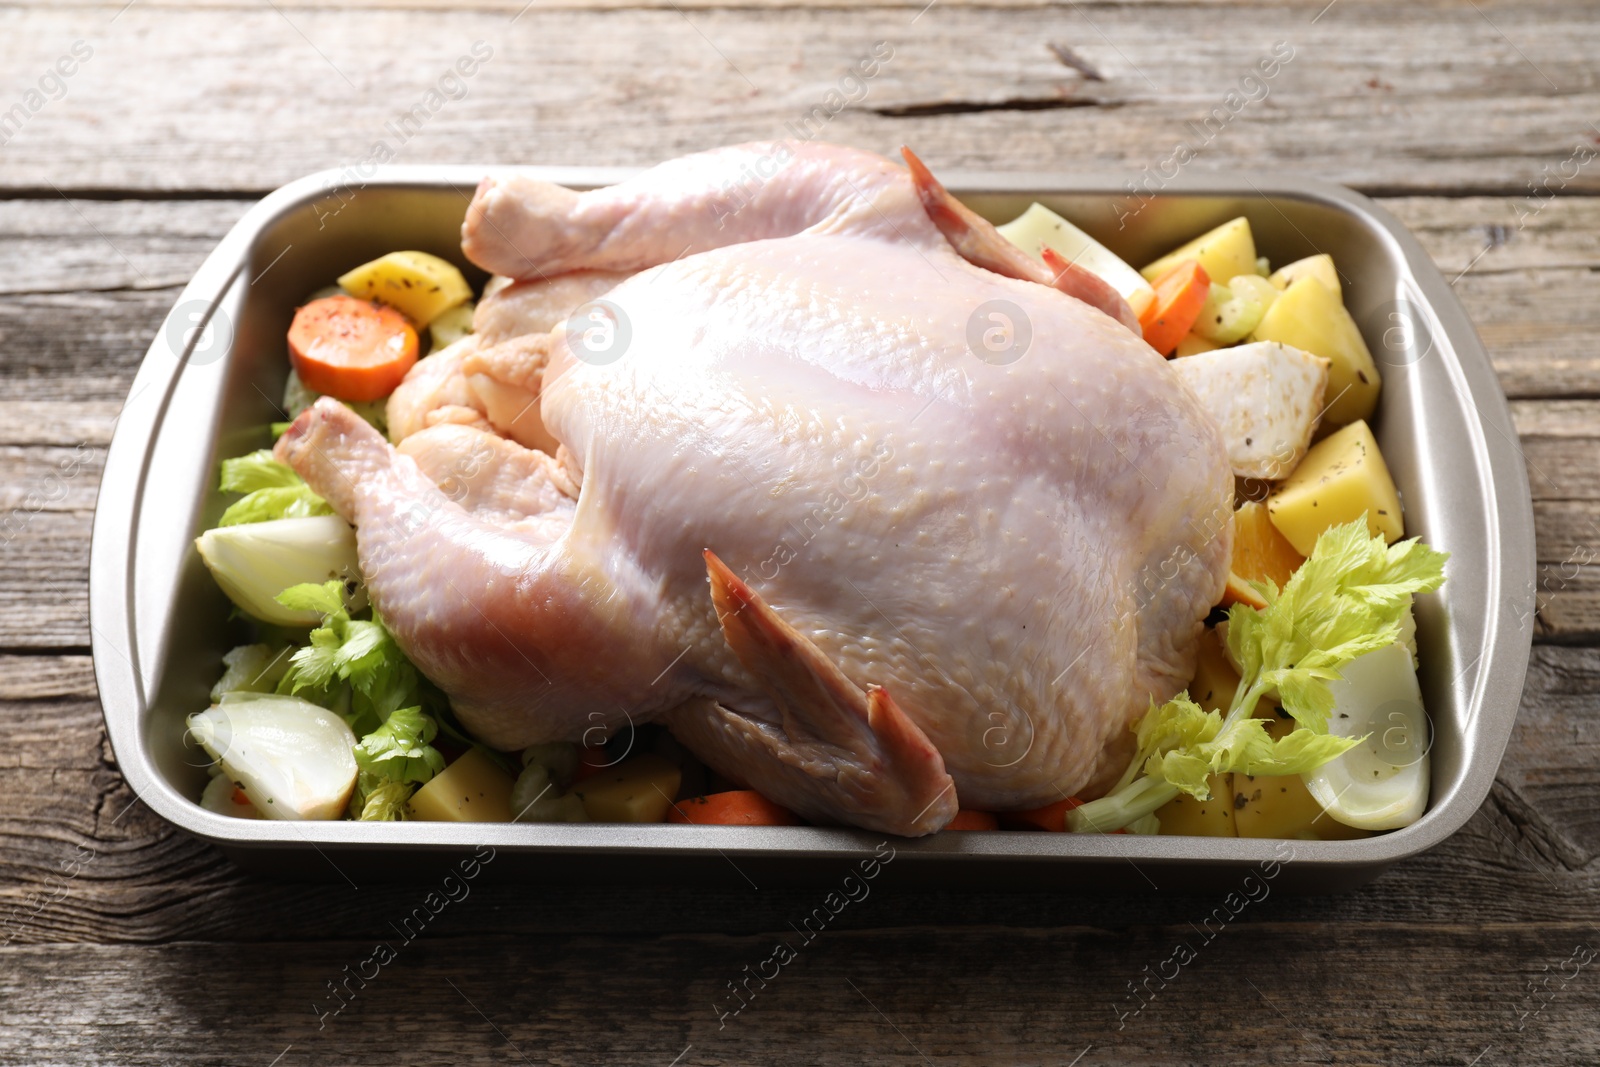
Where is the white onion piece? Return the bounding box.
[188,695,358,821]
[1303,640,1430,831]
[195,515,364,626]
[199,771,263,819]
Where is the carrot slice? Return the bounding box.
[944,809,1000,831]
[572,744,613,783]
[666,790,801,826]
[287,295,418,402]
[1138,261,1211,357]
[999,796,1083,832]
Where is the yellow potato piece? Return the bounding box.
[1154,773,1236,837]
[1174,332,1219,358]
[1251,276,1380,426]
[408,747,516,822]
[1269,253,1341,299]
[572,754,683,823]
[1140,217,1257,286]
[1267,419,1403,556]
[338,250,473,328]
[1232,772,1373,840]
[1188,627,1241,715]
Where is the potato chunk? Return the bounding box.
[339,250,473,328]
[1168,340,1329,480]
[1154,773,1236,837]
[408,747,516,822]
[1269,253,1341,299]
[1140,217,1257,287]
[1232,773,1371,840]
[1266,419,1403,556]
[572,754,683,823]
[1188,627,1240,715]
[1174,332,1219,358]
[1251,276,1380,426]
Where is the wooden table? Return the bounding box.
[3,1,1597,1062]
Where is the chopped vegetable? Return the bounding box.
[520,742,580,787]
[1152,773,1236,836]
[354,706,446,785]
[1174,333,1219,358]
[1266,420,1403,556]
[188,694,359,820]
[1232,772,1371,840]
[288,295,419,403]
[1139,261,1211,356]
[1190,276,1274,345]
[407,747,516,822]
[428,301,476,350]
[572,743,614,783]
[1167,340,1329,480]
[999,796,1082,832]
[338,250,473,328]
[666,790,801,826]
[352,778,414,821]
[1302,637,1431,830]
[1269,253,1341,298]
[942,809,1000,831]
[274,579,429,735]
[210,643,294,702]
[996,202,1157,318]
[199,772,262,819]
[1140,216,1257,287]
[510,763,589,823]
[1067,519,1447,833]
[572,754,682,823]
[217,449,333,526]
[283,368,389,436]
[195,516,363,626]
[1251,276,1380,426]
[1231,500,1306,593]
[1187,628,1241,715]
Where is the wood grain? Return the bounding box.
[0,3,1595,195]
[0,922,1597,1067]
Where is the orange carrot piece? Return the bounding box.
[666,790,801,826]
[944,809,1000,831]
[572,744,613,783]
[1138,261,1211,357]
[999,796,1083,832]
[287,295,418,402]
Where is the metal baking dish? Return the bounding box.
[89,164,1535,892]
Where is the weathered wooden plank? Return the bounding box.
[0,200,248,297]
[1384,196,1600,400]
[0,0,1348,9]
[1,648,1593,949]
[0,512,95,649]
[1514,402,1600,504]
[0,922,1595,1066]
[0,3,1595,194]
[0,290,171,403]
[0,653,96,700]
[0,444,104,513]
